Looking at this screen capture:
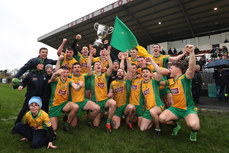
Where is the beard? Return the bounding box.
[117,75,124,80]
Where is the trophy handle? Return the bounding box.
[94,22,99,31]
[108,26,113,34]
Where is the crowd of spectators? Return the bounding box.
[159,45,229,70]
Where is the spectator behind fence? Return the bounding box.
[224,70,229,101]
[178,50,183,55]
[168,48,173,55]
[213,67,226,101]
[198,55,206,71]
[222,45,228,54]
[211,47,218,58]
[194,47,200,54]
[173,48,177,54]
[160,49,166,55]
[192,65,204,104]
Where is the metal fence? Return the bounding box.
[200,71,215,89]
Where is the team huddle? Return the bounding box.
[11,35,200,149]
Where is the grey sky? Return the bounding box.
[0,0,116,71]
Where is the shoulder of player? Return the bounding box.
[182,74,191,81]
[110,80,116,85]
[92,57,100,62]
[25,111,31,117]
[40,110,49,118]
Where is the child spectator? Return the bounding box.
[13,97,57,149]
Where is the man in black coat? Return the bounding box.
[192,65,204,104]
[198,55,206,71]
[12,59,48,134]
[13,47,56,79]
[213,67,226,101]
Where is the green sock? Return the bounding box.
[155,128,161,132]
[65,122,70,127]
[129,120,132,124]
[190,131,197,141]
[173,122,178,128]
[172,124,181,136]
[107,118,111,124]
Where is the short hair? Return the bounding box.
[117,68,124,71]
[131,47,138,52]
[45,64,53,70]
[138,56,145,60]
[60,66,70,70]
[39,47,48,52]
[72,62,80,68]
[100,48,106,52]
[93,61,101,66]
[170,62,184,73]
[152,44,161,48]
[66,46,73,51]
[113,60,120,64]
[131,63,137,68]
[82,46,88,49]
[141,67,151,73]
[196,65,200,69]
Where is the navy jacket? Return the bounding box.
[20,70,48,98]
[14,56,56,78]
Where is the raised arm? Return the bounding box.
[168,50,186,62]
[71,34,82,56]
[57,38,67,56]
[55,55,64,72]
[120,52,125,70]
[146,56,161,81]
[87,44,94,76]
[104,40,118,61]
[106,46,113,76]
[160,67,170,75]
[125,51,133,81]
[185,45,196,79]
[50,69,63,82]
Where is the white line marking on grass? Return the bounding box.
[1,117,17,121]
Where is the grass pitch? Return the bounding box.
[0,83,229,153]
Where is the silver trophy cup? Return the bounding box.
[93,22,113,49]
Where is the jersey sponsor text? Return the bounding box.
[171,87,180,95]
[143,88,150,95]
